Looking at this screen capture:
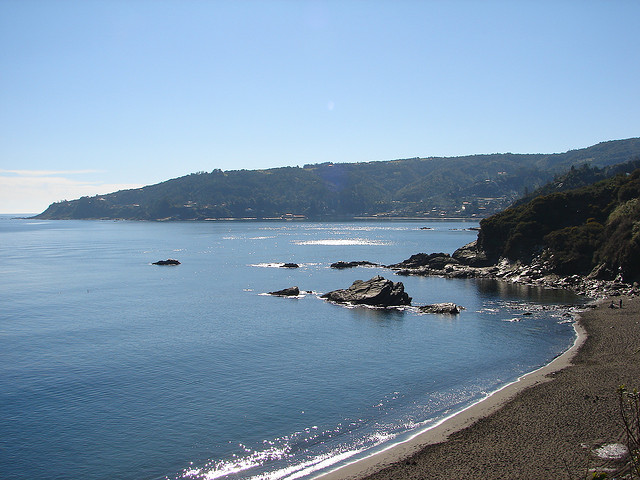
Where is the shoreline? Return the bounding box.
[317,293,640,479]
[316,311,589,480]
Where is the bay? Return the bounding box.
[0,218,582,480]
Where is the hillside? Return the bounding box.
[511,158,640,207]
[477,167,640,282]
[35,138,640,221]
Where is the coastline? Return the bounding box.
[317,295,640,479]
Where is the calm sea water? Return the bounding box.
[0,218,583,480]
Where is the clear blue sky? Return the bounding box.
[1,0,639,213]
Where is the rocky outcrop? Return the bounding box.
[321,275,411,307]
[387,241,490,272]
[391,248,640,299]
[281,263,299,268]
[387,252,458,270]
[586,262,615,280]
[418,303,462,314]
[330,260,379,269]
[451,240,492,267]
[152,259,181,265]
[268,286,300,296]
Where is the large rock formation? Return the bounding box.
[451,240,491,267]
[387,241,490,271]
[387,252,457,270]
[321,275,411,307]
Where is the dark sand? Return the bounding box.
[320,296,640,480]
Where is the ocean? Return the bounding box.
[0,218,583,480]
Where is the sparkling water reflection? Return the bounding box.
[0,219,583,480]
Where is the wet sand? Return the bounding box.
[319,296,640,480]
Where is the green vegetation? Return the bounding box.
[513,158,640,207]
[477,168,640,282]
[35,138,640,221]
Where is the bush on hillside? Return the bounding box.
[478,170,640,281]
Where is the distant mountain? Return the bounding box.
[477,167,640,282]
[35,138,640,221]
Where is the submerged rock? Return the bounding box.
[268,286,300,297]
[152,259,181,265]
[321,275,411,307]
[418,303,462,314]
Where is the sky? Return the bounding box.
[1,0,639,214]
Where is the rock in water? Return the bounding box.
[281,263,299,268]
[268,286,300,297]
[418,303,462,314]
[321,275,411,307]
[387,252,457,270]
[330,260,379,269]
[152,259,181,265]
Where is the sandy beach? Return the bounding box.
[319,295,640,480]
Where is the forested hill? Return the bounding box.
[35,138,640,221]
[477,167,640,282]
